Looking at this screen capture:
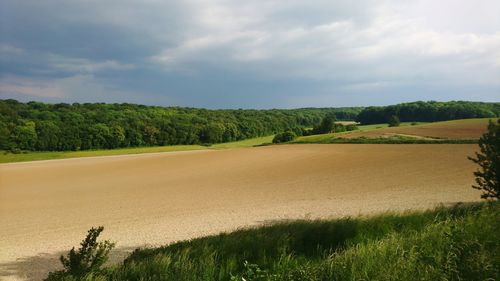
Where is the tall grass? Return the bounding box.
[50,202,498,280]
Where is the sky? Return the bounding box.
[1,0,499,109]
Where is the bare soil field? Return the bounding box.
[343,118,495,139]
[0,144,480,280]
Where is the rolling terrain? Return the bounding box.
[0,144,481,280]
[0,135,274,164]
[343,118,495,139]
[295,118,495,143]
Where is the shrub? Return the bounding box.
[45,226,115,280]
[272,131,297,143]
[469,119,500,200]
[345,124,358,131]
[388,115,400,127]
[312,114,336,134]
[301,128,313,136]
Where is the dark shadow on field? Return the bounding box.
[0,202,481,280]
[0,246,137,281]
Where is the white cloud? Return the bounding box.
[146,0,500,88]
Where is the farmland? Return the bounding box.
[0,135,274,164]
[2,118,493,164]
[343,118,496,139]
[294,118,496,144]
[0,144,481,280]
[2,0,500,277]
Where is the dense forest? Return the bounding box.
[1,100,498,152]
[356,101,500,124]
[0,99,361,151]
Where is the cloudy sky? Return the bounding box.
[1,0,499,108]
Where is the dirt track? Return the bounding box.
[0,144,481,280]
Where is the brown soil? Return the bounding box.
[0,144,481,280]
[344,119,494,139]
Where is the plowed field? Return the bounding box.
[0,144,481,280]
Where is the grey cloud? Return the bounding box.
[1,0,499,108]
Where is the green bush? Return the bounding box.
[312,114,336,134]
[45,226,115,281]
[272,131,297,143]
[345,124,358,131]
[388,115,400,127]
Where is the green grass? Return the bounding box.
[294,122,425,144]
[356,121,426,131]
[0,145,208,164]
[48,202,499,280]
[292,136,478,145]
[210,135,274,149]
[0,136,274,164]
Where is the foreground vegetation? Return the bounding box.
[469,119,500,200]
[47,202,499,280]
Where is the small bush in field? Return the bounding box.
[345,124,358,131]
[45,226,115,280]
[273,131,297,143]
[388,115,400,127]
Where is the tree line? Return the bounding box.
[2,100,498,152]
[0,99,361,152]
[356,101,500,125]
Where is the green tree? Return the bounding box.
[46,226,115,280]
[143,125,160,145]
[36,121,60,151]
[110,124,126,148]
[388,115,400,127]
[272,131,296,143]
[313,114,336,134]
[200,122,225,144]
[11,121,37,150]
[59,125,82,151]
[223,122,240,142]
[468,119,500,200]
[90,123,112,149]
[0,120,12,150]
[125,128,144,147]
